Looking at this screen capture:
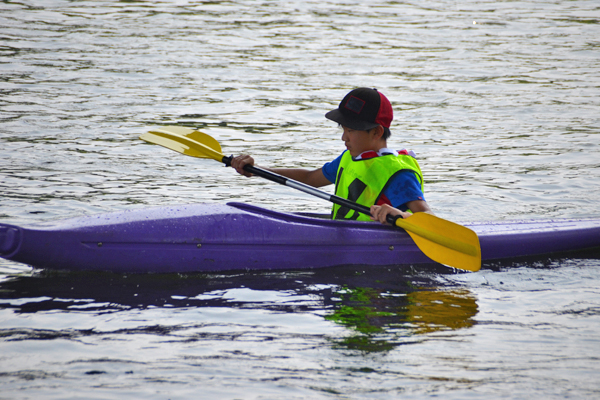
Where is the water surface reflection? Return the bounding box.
[0,265,477,353]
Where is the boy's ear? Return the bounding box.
[370,125,385,140]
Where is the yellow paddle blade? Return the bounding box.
[396,213,481,272]
[149,126,223,153]
[140,126,224,161]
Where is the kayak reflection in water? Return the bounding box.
[230,88,433,224]
[0,267,477,353]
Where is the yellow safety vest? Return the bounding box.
[332,150,424,221]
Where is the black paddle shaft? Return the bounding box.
[222,155,402,224]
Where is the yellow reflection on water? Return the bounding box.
[326,286,478,352]
[406,289,478,334]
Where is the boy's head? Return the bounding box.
[325,88,393,139]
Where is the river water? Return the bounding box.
[1,1,600,399]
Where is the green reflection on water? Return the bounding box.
[326,285,478,352]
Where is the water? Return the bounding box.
[1,0,600,398]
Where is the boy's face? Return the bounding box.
[341,126,380,157]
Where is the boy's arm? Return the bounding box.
[230,155,331,188]
[266,167,331,188]
[404,199,433,214]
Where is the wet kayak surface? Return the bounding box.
[2,202,600,273]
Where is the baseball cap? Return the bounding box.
[325,88,393,131]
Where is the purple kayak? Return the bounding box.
[1,202,599,273]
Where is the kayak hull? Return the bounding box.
[1,202,599,273]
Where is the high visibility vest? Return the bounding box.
[332,150,424,221]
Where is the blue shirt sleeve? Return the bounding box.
[321,152,344,184]
[383,171,425,211]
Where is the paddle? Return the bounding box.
[140,126,481,272]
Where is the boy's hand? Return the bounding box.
[370,204,411,225]
[230,155,255,177]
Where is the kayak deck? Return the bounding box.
[1,202,600,273]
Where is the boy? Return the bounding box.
[230,88,432,224]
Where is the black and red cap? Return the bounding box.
[325,87,393,131]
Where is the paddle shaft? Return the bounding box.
[222,155,391,222]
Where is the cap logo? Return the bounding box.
[344,96,365,115]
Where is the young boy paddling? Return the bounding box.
[230,87,433,224]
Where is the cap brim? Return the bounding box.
[325,109,380,131]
